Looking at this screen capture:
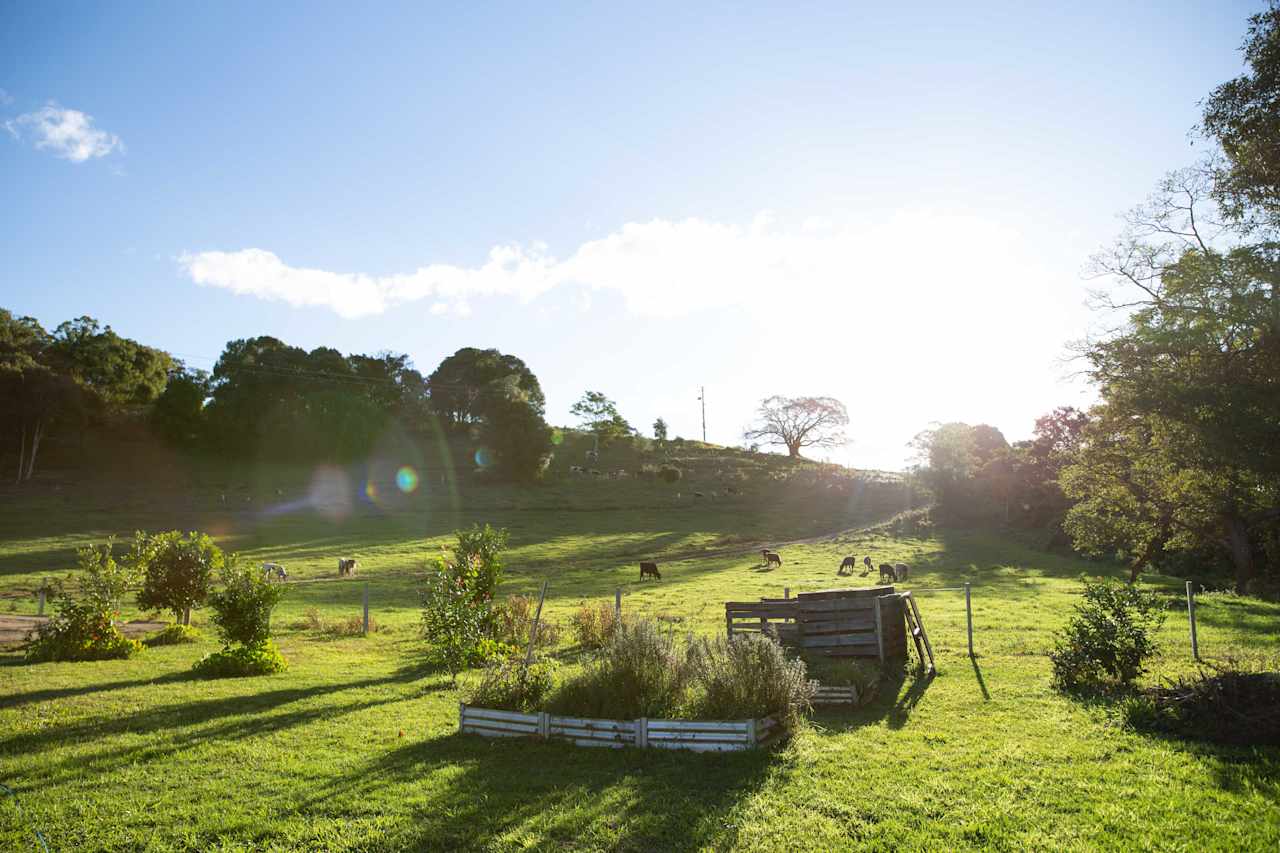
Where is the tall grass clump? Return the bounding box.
[469,659,559,713]
[570,600,625,650]
[689,634,814,727]
[550,619,691,719]
[495,594,561,648]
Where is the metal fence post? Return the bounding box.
[965,582,973,657]
[363,582,370,635]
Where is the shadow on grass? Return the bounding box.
[296,729,786,851]
[971,656,991,701]
[812,664,937,732]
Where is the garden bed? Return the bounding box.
[459,703,784,752]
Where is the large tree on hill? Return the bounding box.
[570,391,633,445]
[743,395,848,459]
[476,378,553,482]
[426,348,544,431]
[150,365,211,446]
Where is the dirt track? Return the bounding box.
[0,615,166,648]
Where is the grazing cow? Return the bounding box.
[262,562,287,580]
[894,563,910,582]
[338,558,358,577]
[839,556,857,575]
[585,449,599,464]
[879,563,896,583]
[694,491,705,498]
[589,469,602,477]
[862,556,873,575]
[762,550,782,568]
[639,561,662,580]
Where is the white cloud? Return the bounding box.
[179,209,1042,322]
[6,102,123,162]
[0,88,13,106]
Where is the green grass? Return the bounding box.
[1,453,1278,851]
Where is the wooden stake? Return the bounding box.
[524,580,549,668]
[1186,580,1199,660]
[363,582,370,635]
[965,582,973,658]
[37,584,46,616]
[784,587,790,599]
[615,587,622,618]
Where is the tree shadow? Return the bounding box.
[811,663,936,732]
[292,729,787,850]
[0,669,194,710]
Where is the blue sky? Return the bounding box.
[0,1,1259,469]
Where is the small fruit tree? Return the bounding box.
[194,558,287,677]
[132,530,223,626]
[420,523,511,683]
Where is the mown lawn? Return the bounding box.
[1,477,1278,850]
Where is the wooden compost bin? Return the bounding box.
[726,586,907,662]
[459,704,783,752]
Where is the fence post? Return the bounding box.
[784,587,790,599]
[362,582,370,636]
[524,580,549,668]
[183,607,191,626]
[37,583,46,616]
[615,587,622,619]
[1186,580,1199,660]
[637,717,648,749]
[965,582,973,658]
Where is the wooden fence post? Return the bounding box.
[37,583,46,616]
[873,596,885,663]
[362,582,369,636]
[784,587,790,599]
[965,582,973,658]
[524,580,549,669]
[183,607,191,626]
[1186,580,1199,660]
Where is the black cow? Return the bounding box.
[640,561,661,580]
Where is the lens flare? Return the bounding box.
[474,447,493,468]
[396,466,419,493]
[364,480,379,502]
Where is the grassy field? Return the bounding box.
[1,448,1278,851]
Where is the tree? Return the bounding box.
[743,396,848,459]
[570,391,633,444]
[132,530,223,625]
[910,422,1011,519]
[0,310,85,483]
[476,379,552,482]
[1064,164,1280,592]
[426,348,544,431]
[150,366,210,446]
[1200,2,1280,228]
[653,418,668,442]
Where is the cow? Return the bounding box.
[839,556,857,575]
[862,556,873,576]
[262,562,287,580]
[894,563,910,582]
[639,561,661,580]
[879,563,896,583]
[762,549,782,568]
[338,558,359,577]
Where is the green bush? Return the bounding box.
[1050,579,1166,693]
[421,524,510,682]
[689,634,814,727]
[207,559,286,647]
[143,624,203,646]
[132,530,222,624]
[192,641,288,678]
[658,465,682,483]
[26,601,143,662]
[24,542,142,663]
[549,619,692,719]
[469,659,558,712]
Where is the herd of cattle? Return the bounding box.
[637,550,910,583]
[260,557,361,581]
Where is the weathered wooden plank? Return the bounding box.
[796,586,893,600]
[796,618,877,634]
[800,634,879,648]
[794,598,879,614]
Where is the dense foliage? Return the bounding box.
[1049,580,1166,693]
[25,542,143,663]
[687,634,814,728]
[420,524,512,681]
[570,391,634,445]
[192,641,288,678]
[132,530,223,624]
[426,347,545,431]
[1123,662,1280,747]
[206,560,286,649]
[468,659,559,713]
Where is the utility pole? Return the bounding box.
[698,386,706,443]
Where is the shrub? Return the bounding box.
[549,619,691,719]
[24,543,142,663]
[689,634,814,727]
[1049,579,1166,693]
[206,559,286,648]
[658,465,682,483]
[26,600,143,662]
[192,640,288,678]
[469,659,558,712]
[570,600,626,650]
[143,624,203,646]
[1122,660,1280,747]
[495,594,561,648]
[132,530,222,625]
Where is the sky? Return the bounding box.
[0,1,1261,470]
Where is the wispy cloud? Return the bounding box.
[0,88,14,106]
[181,210,1041,323]
[5,102,124,162]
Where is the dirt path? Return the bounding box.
[0,615,167,648]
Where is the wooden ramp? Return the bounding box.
[901,591,936,675]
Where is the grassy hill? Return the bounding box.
[1,431,1277,850]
